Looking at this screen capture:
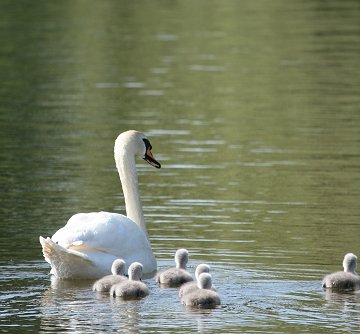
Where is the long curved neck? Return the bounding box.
[116,151,147,234]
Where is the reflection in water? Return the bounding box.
[183,306,219,334]
[1,0,360,332]
[40,277,142,333]
[323,290,360,333]
[324,289,360,304]
[49,276,93,290]
[109,298,141,334]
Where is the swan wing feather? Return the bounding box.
[43,211,156,277]
[52,212,150,255]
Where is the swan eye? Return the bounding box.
[142,138,152,151]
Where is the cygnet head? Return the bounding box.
[114,130,161,169]
[195,264,210,280]
[175,249,189,269]
[111,259,126,276]
[343,253,357,273]
[197,273,213,290]
[128,262,143,281]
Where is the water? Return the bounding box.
[1,0,360,332]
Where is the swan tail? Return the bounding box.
[39,236,96,279]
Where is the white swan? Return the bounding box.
[93,259,127,292]
[179,264,216,297]
[181,273,221,308]
[39,130,160,279]
[110,262,149,299]
[155,248,193,286]
[322,253,360,291]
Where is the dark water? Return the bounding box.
[1,0,360,333]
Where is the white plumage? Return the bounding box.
[39,130,160,279]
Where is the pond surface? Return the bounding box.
[1,0,360,333]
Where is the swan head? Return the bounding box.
[343,253,357,273]
[197,273,213,290]
[115,130,161,169]
[111,259,126,276]
[195,264,210,280]
[128,262,143,281]
[175,248,189,269]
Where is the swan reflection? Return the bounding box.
[183,305,218,334]
[323,289,360,333]
[40,277,142,333]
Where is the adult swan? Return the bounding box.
[39,130,160,279]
